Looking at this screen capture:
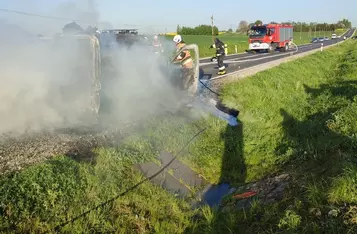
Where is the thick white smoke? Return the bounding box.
[0,3,190,135]
[99,33,186,124]
[0,28,96,133]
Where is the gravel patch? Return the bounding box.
[0,121,140,175]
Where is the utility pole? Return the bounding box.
[211,15,214,43]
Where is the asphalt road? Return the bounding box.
[199,29,355,80]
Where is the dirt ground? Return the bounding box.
[0,121,140,175]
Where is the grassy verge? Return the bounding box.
[1,40,357,233]
[0,130,194,233]
[165,31,337,57]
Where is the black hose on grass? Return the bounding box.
[53,127,207,232]
[199,79,221,97]
[198,79,240,118]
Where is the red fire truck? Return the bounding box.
[248,23,293,53]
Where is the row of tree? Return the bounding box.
[176,19,351,35]
[236,19,352,33]
[176,24,219,35]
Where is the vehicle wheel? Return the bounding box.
[280,43,288,52]
[268,44,274,53]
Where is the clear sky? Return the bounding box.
[0,0,355,33]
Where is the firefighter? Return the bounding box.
[153,35,163,53]
[210,38,226,75]
[172,35,194,93]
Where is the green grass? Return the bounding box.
[336,28,346,34]
[165,31,340,57]
[1,39,357,233]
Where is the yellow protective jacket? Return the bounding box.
[175,42,193,69]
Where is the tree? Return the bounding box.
[255,20,263,25]
[338,18,351,28]
[179,25,219,35]
[227,28,233,33]
[237,20,249,33]
[337,22,345,28]
[176,24,182,34]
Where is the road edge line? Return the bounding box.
[208,32,352,86]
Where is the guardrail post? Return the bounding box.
[320,43,323,51]
[235,45,237,54]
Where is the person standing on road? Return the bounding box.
[172,35,195,93]
[153,35,164,53]
[210,38,226,75]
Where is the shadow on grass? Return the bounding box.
[219,120,246,184]
[272,81,357,233]
[278,81,357,176]
[303,80,357,102]
[277,108,347,176]
[186,119,246,234]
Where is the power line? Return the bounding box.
[53,127,206,232]
[0,8,134,28]
[0,8,84,22]
[0,8,175,28]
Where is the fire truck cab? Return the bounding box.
[248,23,293,53]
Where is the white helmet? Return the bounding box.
[173,35,182,43]
[154,35,158,40]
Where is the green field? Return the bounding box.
[165,31,343,58]
[1,40,357,233]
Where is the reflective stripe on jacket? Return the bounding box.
[153,40,161,47]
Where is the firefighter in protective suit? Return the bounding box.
[153,35,164,53]
[172,35,195,93]
[210,38,226,75]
